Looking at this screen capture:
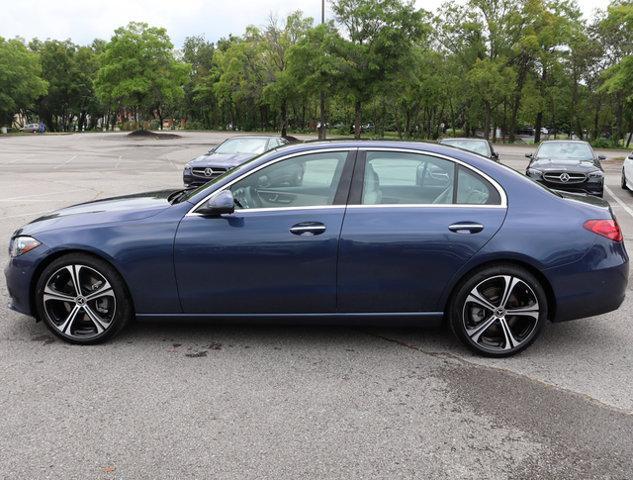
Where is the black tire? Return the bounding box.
[34,253,133,344]
[622,169,628,190]
[448,264,547,357]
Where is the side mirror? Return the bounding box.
[491,152,499,160]
[196,190,235,216]
[598,155,607,161]
[525,153,533,158]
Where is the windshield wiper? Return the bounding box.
[168,188,194,204]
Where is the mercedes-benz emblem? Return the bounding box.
[559,172,570,183]
[204,167,214,177]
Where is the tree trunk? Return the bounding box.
[592,98,601,140]
[354,99,362,139]
[509,59,529,143]
[483,103,491,140]
[280,100,288,137]
[318,91,326,140]
[534,111,543,143]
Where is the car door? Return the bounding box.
[337,149,507,313]
[174,149,355,314]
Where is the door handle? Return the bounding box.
[290,222,327,236]
[448,223,484,234]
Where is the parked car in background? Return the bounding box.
[525,140,606,197]
[20,123,40,133]
[183,135,291,187]
[439,137,499,161]
[5,141,628,357]
[621,151,633,191]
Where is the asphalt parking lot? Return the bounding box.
[1,132,633,479]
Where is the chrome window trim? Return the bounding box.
[185,148,353,216]
[358,147,507,208]
[185,146,507,217]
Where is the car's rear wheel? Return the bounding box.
[449,265,547,357]
[35,253,132,344]
[622,169,628,190]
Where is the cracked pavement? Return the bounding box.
[1,132,632,479]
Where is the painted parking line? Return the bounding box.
[0,189,87,202]
[53,154,77,169]
[605,185,633,220]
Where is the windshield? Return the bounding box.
[214,138,269,155]
[441,139,490,157]
[536,142,594,161]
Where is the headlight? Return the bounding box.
[184,163,192,173]
[9,236,41,257]
[588,171,604,180]
[527,168,543,179]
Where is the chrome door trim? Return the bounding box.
[185,148,354,217]
[345,204,505,210]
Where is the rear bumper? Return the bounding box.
[546,243,628,322]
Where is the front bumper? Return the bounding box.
[4,245,50,317]
[183,173,211,188]
[533,178,604,197]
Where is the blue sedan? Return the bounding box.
[5,141,628,356]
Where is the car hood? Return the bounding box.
[531,158,600,173]
[188,152,256,168]
[15,190,177,236]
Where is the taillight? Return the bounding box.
[583,219,623,242]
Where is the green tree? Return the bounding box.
[0,37,47,127]
[331,0,425,138]
[95,22,190,129]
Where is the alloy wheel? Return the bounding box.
[42,264,117,339]
[462,275,540,353]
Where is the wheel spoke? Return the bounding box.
[85,285,113,302]
[57,304,81,334]
[506,305,540,320]
[65,265,83,297]
[499,275,520,308]
[466,315,497,343]
[467,288,497,312]
[83,304,108,334]
[43,286,75,303]
[498,317,520,350]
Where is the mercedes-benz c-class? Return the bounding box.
[5,141,628,356]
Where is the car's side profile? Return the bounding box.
[5,141,628,356]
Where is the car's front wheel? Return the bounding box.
[35,253,132,344]
[449,264,547,357]
[622,169,629,190]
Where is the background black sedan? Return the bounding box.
[526,140,605,197]
[183,135,290,187]
[439,137,499,161]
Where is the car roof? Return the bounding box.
[440,137,487,142]
[222,135,282,140]
[539,140,590,145]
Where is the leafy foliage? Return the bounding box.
[1,0,632,147]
